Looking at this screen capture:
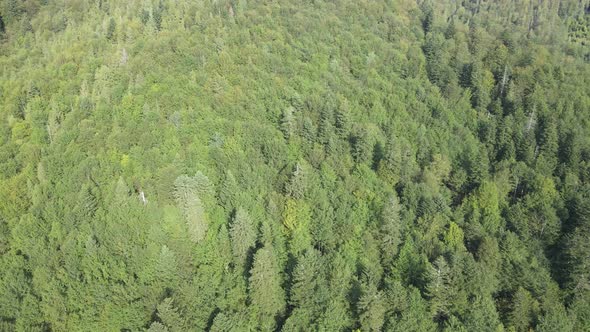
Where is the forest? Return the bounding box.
[0,0,589,331]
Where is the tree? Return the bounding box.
[469,61,494,112]
[174,175,208,243]
[564,193,590,293]
[426,256,451,322]
[248,246,285,330]
[475,236,500,293]
[209,311,250,332]
[319,253,354,331]
[570,291,590,331]
[496,115,516,161]
[423,154,452,192]
[388,288,437,332]
[14,294,45,331]
[468,22,485,58]
[153,1,164,31]
[519,175,561,245]
[289,249,324,307]
[229,207,257,268]
[283,249,327,329]
[352,128,373,165]
[155,298,185,332]
[106,17,116,40]
[156,245,180,286]
[285,162,307,200]
[281,107,295,140]
[317,106,334,147]
[478,182,502,234]
[464,295,503,332]
[378,135,402,184]
[0,0,23,25]
[282,198,312,255]
[335,97,352,137]
[421,2,434,34]
[379,135,419,185]
[0,14,5,35]
[77,184,98,218]
[218,170,238,211]
[396,239,429,289]
[444,222,465,252]
[463,181,502,235]
[358,281,386,332]
[148,322,169,332]
[379,193,402,267]
[537,114,558,172]
[444,19,456,39]
[423,32,453,90]
[537,303,574,332]
[302,116,315,143]
[443,315,467,331]
[509,287,538,332]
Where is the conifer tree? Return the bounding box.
[229,207,257,268]
[174,175,208,243]
[509,287,538,332]
[358,280,386,332]
[380,193,402,266]
[426,256,451,321]
[248,246,285,330]
[156,298,185,332]
[281,107,295,140]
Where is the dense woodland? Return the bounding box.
[0,0,589,331]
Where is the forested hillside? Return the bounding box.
[1,0,589,331]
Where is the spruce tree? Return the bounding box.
[248,246,285,330]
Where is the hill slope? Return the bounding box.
[0,0,589,331]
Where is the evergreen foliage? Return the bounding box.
[0,0,589,330]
